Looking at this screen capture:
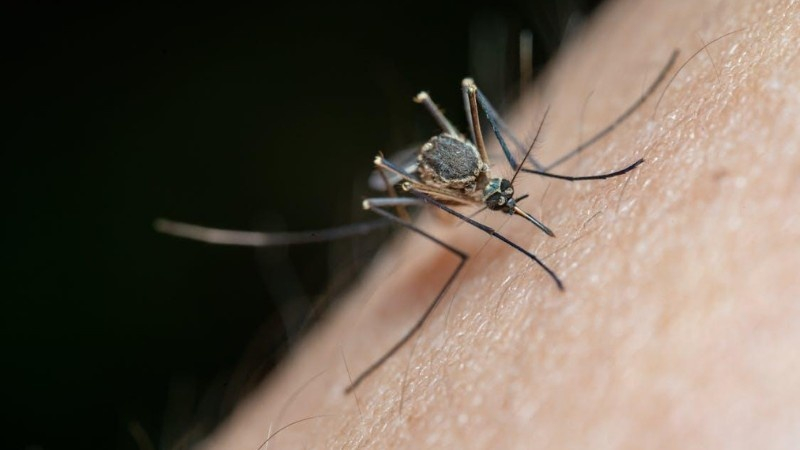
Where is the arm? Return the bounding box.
[206,0,800,447]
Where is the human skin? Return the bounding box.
[204,0,800,448]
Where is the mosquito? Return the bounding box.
[155,50,678,393]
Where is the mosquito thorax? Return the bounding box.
[417,133,488,192]
[483,177,515,213]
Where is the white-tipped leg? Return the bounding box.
[414,91,460,137]
[463,81,490,165]
[362,197,422,210]
[461,78,477,145]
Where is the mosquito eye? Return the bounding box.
[485,192,507,211]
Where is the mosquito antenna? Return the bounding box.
[544,49,679,171]
[511,106,550,185]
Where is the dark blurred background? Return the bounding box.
[2,1,602,448]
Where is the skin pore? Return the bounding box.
[204,0,800,448]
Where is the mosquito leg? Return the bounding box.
[153,218,389,246]
[542,50,679,171]
[361,197,423,209]
[373,154,422,184]
[408,189,564,291]
[464,82,491,166]
[374,155,474,206]
[414,91,460,137]
[374,158,410,221]
[473,84,545,171]
[345,198,468,393]
[461,78,477,145]
[521,158,645,181]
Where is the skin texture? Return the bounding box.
[205,0,800,448]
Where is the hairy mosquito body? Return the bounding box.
[155,50,678,394]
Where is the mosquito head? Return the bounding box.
[483,177,555,237]
[483,177,515,213]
